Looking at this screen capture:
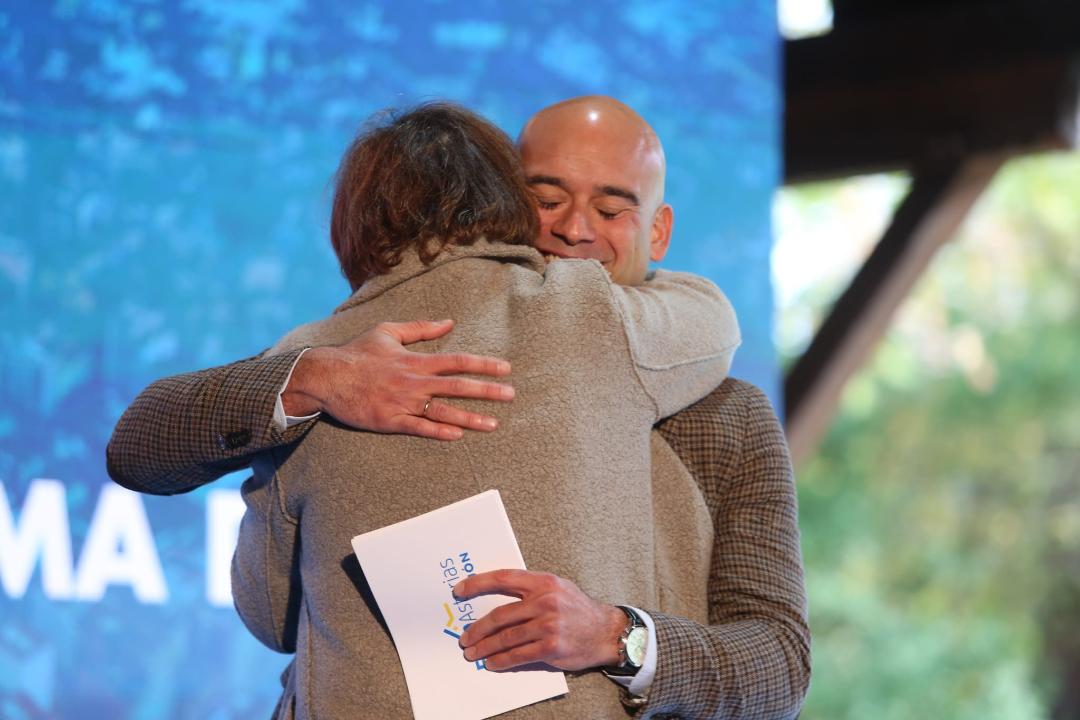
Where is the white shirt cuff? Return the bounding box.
[606,606,657,698]
[273,348,320,431]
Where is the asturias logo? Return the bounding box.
[440,551,485,670]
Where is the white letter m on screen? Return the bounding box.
[0,479,74,600]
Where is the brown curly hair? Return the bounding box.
[330,102,538,290]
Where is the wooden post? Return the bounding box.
[783,154,1006,465]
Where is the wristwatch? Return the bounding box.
[604,605,648,676]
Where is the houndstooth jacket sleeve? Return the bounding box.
[644,379,811,719]
[106,349,317,495]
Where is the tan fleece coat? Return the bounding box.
[231,239,740,719]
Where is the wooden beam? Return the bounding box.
[783,153,1006,465]
[787,57,1077,182]
[785,2,1080,182]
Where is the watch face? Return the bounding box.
[626,626,648,667]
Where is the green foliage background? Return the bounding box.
[786,153,1080,719]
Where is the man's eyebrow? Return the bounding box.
[526,174,565,189]
[597,185,639,205]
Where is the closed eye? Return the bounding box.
[597,207,632,220]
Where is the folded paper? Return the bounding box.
[351,489,568,720]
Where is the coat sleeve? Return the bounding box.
[640,381,811,719]
[231,458,302,655]
[608,269,741,422]
[105,348,317,495]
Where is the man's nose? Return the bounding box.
[549,203,594,245]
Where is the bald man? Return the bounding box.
[455,97,809,717]
[108,97,810,718]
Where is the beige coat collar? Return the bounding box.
[334,238,546,315]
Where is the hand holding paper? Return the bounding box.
[351,490,568,720]
[453,570,627,672]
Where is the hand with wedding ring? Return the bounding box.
[282,319,514,440]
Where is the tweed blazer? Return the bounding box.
[647,381,810,718]
[107,255,809,719]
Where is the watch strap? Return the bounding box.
[603,605,646,676]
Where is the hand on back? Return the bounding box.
[282,319,515,441]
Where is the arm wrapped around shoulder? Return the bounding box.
[610,269,741,421]
[106,348,315,496]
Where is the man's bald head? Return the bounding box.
[520,96,667,202]
[518,95,673,285]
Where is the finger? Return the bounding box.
[463,615,547,662]
[458,599,535,648]
[423,400,499,432]
[482,639,557,672]
[378,319,455,345]
[392,415,464,442]
[418,352,511,378]
[453,569,548,601]
[424,376,515,402]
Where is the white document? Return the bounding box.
[351,489,568,720]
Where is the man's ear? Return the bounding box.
[649,204,673,262]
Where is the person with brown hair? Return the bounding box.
[228,101,739,718]
[327,104,537,290]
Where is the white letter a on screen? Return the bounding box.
[206,489,245,607]
[75,484,168,604]
[0,479,75,600]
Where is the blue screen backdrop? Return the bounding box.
[0,2,779,717]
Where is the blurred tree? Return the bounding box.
[779,152,1080,719]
